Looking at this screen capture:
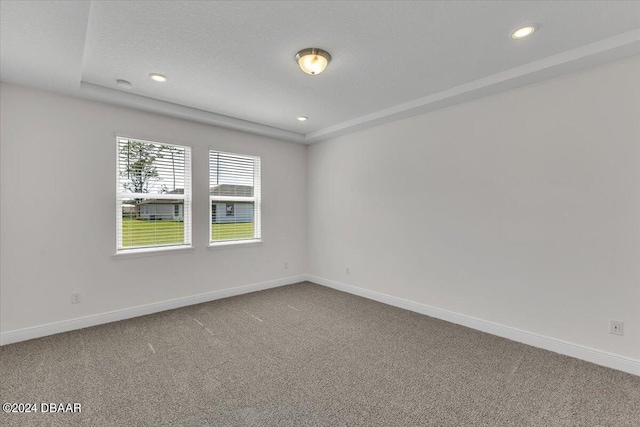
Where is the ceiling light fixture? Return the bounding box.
[511,25,536,39]
[149,73,167,82]
[297,116,308,121]
[295,48,331,75]
[116,79,132,89]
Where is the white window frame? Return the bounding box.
[209,150,261,247]
[115,136,193,255]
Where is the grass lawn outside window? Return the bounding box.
[121,218,254,247]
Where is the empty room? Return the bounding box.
[1,1,639,426]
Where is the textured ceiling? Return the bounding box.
[2,1,640,143]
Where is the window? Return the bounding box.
[116,137,192,253]
[209,150,261,244]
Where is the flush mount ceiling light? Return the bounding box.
[297,116,308,121]
[149,73,167,82]
[295,48,331,75]
[511,25,536,39]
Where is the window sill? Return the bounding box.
[113,246,194,259]
[207,239,262,250]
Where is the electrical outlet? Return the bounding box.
[346,267,351,276]
[610,320,624,336]
[284,262,289,270]
[71,292,81,304]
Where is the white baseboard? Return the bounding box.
[304,275,640,376]
[0,275,306,346]
[3,273,638,376]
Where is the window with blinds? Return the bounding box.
[116,137,192,253]
[209,150,261,244]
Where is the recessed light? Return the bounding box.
[297,116,308,121]
[511,25,536,39]
[116,79,132,89]
[149,73,167,82]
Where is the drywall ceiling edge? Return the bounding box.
[303,29,640,143]
[69,29,640,145]
[77,82,306,144]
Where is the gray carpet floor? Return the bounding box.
[1,281,638,426]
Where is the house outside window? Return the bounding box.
[116,137,192,253]
[209,150,261,244]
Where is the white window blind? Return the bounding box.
[209,150,261,243]
[116,137,192,252]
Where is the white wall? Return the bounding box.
[308,57,640,360]
[0,84,307,332]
